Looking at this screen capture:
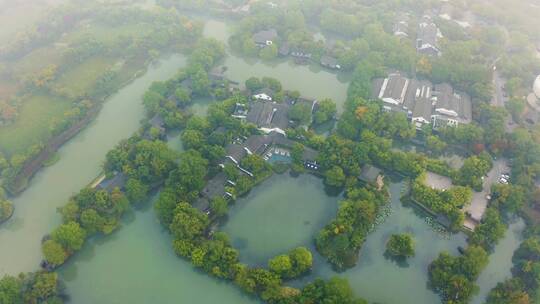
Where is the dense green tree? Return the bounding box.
[125,178,149,203]
[167,150,209,201]
[313,98,337,125]
[169,202,209,240]
[325,166,346,187]
[269,255,293,278]
[428,246,488,303]
[79,208,105,234]
[0,200,13,222]
[268,247,312,280]
[386,234,415,259]
[288,103,312,125]
[486,278,530,304]
[51,221,86,253]
[210,197,228,217]
[42,240,67,267]
[469,208,506,250]
[426,135,447,154]
[299,277,367,304]
[512,237,540,293]
[260,44,278,60]
[175,87,192,106]
[245,77,264,92]
[0,275,22,304]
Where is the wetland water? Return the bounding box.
[0,54,187,276]
[0,16,525,304]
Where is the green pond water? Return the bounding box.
[222,173,340,266]
[223,180,524,304]
[471,218,525,304]
[58,200,258,304]
[0,54,187,276]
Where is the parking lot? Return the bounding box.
[464,159,509,229]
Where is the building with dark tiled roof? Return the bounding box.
[372,73,471,129]
[246,102,290,135]
[359,164,384,189]
[431,83,472,127]
[393,14,410,38]
[222,132,320,171]
[320,55,341,69]
[253,29,278,47]
[96,172,126,193]
[416,16,442,57]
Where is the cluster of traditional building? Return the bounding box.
[194,90,322,213]
[371,72,472,129]
[393,14,443,57]
[251,29,341,70]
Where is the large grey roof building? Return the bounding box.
[246,102,290,134]
[431,83,472,127]
[372,73,471,129]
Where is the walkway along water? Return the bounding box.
[0,54,187,276]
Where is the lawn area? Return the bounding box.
[0,78,19,101]
[12,45,65,79]
[0,94,71,156]
[60,22,152,46]
[55,56,117,97]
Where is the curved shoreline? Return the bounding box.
[5,60,154,196]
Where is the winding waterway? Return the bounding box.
[0,54,187,276]
[0,15,527,304]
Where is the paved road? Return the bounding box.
[491,69,507,107]
[464,159,509,224]
[491,68,517,132]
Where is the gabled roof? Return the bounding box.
[432,83,472,123]
[359,165,382,183]
[372,73,410,105]
[200,172,228,200]
[417,16,441,54]
[96,173,126,192]
[225,144,247,163]
[254,88,274,97]
[253,29,278,44]
[246,102,290,131]
[320,55,339,68]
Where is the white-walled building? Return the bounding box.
[372,73,472,129]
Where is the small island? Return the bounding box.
[386,234,415,260]
[0,187,13,225]
[0,200,13,225]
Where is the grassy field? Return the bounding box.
[0,94,71,156]
[0,8,163,158]
[0,78,19,101]
[12,45,65,79]
[55,56,117,97]
[60,22,152,46]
